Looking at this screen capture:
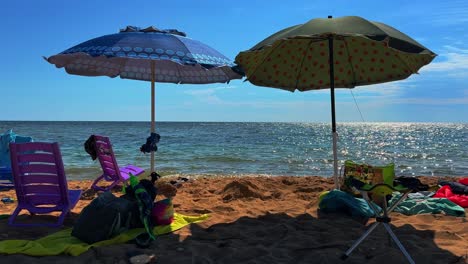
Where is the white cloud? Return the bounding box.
[390,97,468,105]
[420,45,468,77]
[183,85,237,104]
[351,81,413,97]
[420,1,468,26]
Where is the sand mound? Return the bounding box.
[220,180,266,201]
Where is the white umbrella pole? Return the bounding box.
[328,34,340,189]
[150,61,156,173]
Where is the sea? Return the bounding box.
[1,121,467,180]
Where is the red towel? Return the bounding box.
[459,177,468,186]
[434,185,468,208]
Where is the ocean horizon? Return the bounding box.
[1,121,467,180]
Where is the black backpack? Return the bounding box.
[71,192,135,244]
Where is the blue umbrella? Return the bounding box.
[46,26,242,173]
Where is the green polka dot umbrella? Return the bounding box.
[235,16,436,189]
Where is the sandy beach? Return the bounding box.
[0,175,466,264]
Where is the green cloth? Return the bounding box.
[391,194,465,217]
[0,213,209,256]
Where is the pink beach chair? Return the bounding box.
[8,142,82,227]
[90,135,145,192]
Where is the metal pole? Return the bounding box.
[150,61,155,173]
[328,31,339,189]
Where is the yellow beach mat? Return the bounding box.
[0,213,209,256]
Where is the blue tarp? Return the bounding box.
[319,190,381,218]
[0,129,33,169]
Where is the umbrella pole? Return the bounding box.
[328,34,339,189]
[150,61,156,174]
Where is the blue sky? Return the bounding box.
[1,0,467,122]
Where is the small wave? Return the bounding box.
[193,156,255,163]
[64,167,102,180]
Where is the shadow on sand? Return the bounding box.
[0,210,465,264]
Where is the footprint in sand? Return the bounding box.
[213,205,235,212]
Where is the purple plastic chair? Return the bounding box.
[90,135,144,191]
[8,142,82,227]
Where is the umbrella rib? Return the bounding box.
[393,51,418,75]
[342,36,357,88]
[294,39,316,91]
[243,41,289,87]
[174,59,184,84]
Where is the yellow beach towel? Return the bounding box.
[0,213,209,256]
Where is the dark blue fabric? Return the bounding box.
[60,29,233,67]
[140,133,160,154]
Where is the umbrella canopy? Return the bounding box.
[235,16,436,188]
[46,26,242,173]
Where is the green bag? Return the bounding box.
[342,160,395,194]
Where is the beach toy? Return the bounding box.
[151,198,174,225]
[1,197,14,204]
[318,191,330,204]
